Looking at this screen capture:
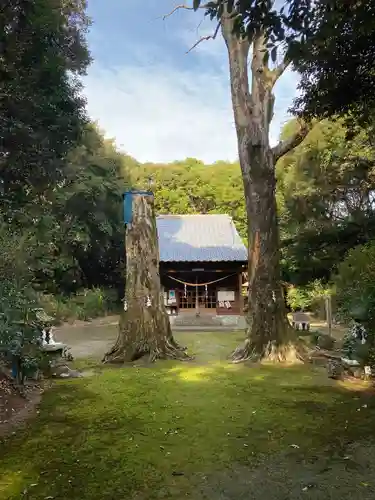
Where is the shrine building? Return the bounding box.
[156,214,247,328]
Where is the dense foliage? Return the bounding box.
[1,0,91,212]
[286,280,329,313]
[277,118,375,285]
[132,159,247,238]
[0,123,130,304]
[0,226,49,382]
[293,1,375,122]
[0,1,131,376]
[334,243,375,330]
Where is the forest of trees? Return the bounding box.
[2,115,375,319]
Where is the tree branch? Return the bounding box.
[270,57,291,87]
[162,2,217,20]
[186,21,221,53]
[272,120,312,161]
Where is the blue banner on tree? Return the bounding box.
[123,191,153,225]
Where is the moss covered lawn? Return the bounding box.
[1,331,375,499]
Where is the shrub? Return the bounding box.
[310,330,336,350]
[39,288,120,324]
[334,242,375,331]
[0,225,51,383]
[287,286,311,311]
[0,280,51,383]
[287,280,332,312]
[341,321,375,368]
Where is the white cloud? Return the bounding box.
[83,60,237,163]
[83,41,299,163]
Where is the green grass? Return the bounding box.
[1,332,375,500]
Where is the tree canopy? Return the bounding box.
[0,0,91,211]
[277,117,375,285]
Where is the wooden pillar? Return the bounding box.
[195,274,199,315]
[238,271,244,314]
[325,295,332,336]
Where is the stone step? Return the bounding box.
[172,315,218,327]
[169,314,246,329]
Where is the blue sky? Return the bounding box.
[83,0,299,163]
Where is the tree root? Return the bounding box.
[230,339,306,364]
[103,337,193,364]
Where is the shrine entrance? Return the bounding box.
[177,280,217,315]
[161,265,245,319]
[156,214,247,327]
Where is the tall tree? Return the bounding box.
[104,192,190,363]
[165,1,311,362]
[0,0,90,211]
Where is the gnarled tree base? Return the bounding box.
[103,332,192,364]
[230,338,306,364]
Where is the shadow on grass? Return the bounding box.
[1,363,375,500]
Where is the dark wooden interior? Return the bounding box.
[160,261,246,316]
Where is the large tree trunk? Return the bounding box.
[221,13,305,363]
[235,144,302,363]
[103,192,190,363]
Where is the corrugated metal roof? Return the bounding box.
[156,214,248,263]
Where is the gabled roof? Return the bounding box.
[156,214,247,263]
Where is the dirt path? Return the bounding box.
[54,317,244,362]
[54,316,119,359]
[54,313,348,362]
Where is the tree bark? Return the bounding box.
[221,12,305,363]
[103,192,190,363]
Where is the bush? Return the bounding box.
[334,242,375,331]
[0,280,51,383]
[287,286,311,311]
[0,225,52,383]
[310,330,336,350]
[341,321,375,369]
[39,288,120,324]
[287,280,332,312]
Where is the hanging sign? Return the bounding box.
[217,290,235,302]
[168,290,176,304]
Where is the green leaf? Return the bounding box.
[193,0,201,10]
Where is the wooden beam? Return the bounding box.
[238,271,244,314]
